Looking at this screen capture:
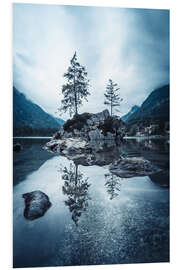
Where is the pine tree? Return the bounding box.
[105,173,122,200]
[59,52,90,117]
[62,163,91,225]
[104,79,123,116]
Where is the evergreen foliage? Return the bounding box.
[63,112,91,132]
[59,52,90,117]
[104,79,123,116]
[105,173,122,200]
[98,117,115,135]
[61,163,91,225]
[13,87,64,136]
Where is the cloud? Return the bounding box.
[13,4,169,119]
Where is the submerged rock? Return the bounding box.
[13,143,22,151]
[109,157,161,178]
[22,191,52,220]
[149,170,169,188]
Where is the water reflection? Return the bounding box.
[61,163,91,225]
[65,138,169,169]
[13,138,170,267]
[104,173,123,200]
[123,138,169,154]
[13,138,55,185]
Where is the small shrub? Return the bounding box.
[63,113,91,132]
[63,119,75,132]
[54,132,61,139]
[60,141,67,148]
[98,117,115,136]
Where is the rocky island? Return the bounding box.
[45,110,161,177]
[46,109,125,154]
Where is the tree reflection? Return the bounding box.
[61,163,91,225]
[105,173,123,200]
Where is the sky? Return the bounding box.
[13,3,169,120]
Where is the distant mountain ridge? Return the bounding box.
[13,86,64,136]
[121,105,139,122]
[54,117,64,126]
[122,84,169,125]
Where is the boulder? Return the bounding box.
[149,170,169,187]
[46,137,88,154]
[90,109,110,124]
[22,191,52,220]
[13,143,22,151]
[88,129,103,141]
[109,157,161,178]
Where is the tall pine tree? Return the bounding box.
[105,173,122,200]
[59,52,90,117]
[104,79,123,116]
[62,163,91,225]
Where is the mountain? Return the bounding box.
[54,117,65,126]
[125,84,169,125]
[13,86,64,136]
[121,105,139,122]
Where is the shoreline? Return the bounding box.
[13,135,169,140]
[13,136,52,139]
[124,135,169,140]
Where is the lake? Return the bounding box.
[13,137,169,268]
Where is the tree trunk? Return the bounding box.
[110,90,113,116]
[74,71,78,115]
[74,89,78,115]
[75,164,78,185]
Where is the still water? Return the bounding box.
[13,138,169,268]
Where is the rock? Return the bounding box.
[52,131,62,140]
[70,146,123,166]
[89,129,102,141]
[50,142,58,151]
[90,109,109,124]
[22,191,52,220]
[46,137,88,155]
[45,110,126,158]
[149,170,169,187]
[109,157,161,178]
[86,119,93,126]
[106,132,115,141]
[13,143,22,151]
[45,140,60,152]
